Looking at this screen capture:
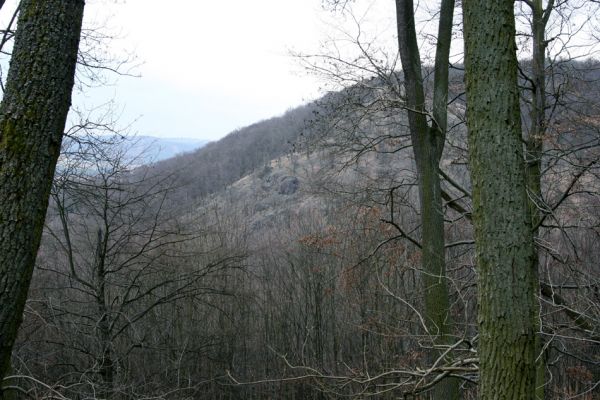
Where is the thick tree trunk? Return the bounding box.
[0,0,84,388]
[462,1,539,398]
[395,1,458,398]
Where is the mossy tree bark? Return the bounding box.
[462,1,539,398]
[0,0,85,390]
[394,1,459,398]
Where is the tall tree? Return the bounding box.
[0,0,85,388]
[394,0,459,398]
[462,0,539,398]
[522,1,552,396]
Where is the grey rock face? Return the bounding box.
[278,176,299,195]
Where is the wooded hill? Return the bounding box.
[9,60,600,399]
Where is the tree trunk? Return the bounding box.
[0,0,84,388]
[462,1,539,398]
[394,1,459,398]
[527,2,552,397]
[94,228,115,395]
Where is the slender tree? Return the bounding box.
[394,0,459,398]
[0,0,85,388]
[522,2,552,396]
[462,0,539,398]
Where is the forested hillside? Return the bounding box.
[7,58,596,399]
[1,1,599,400]
[152,104,318,201]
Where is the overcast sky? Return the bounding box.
[0,0,420,142]
[76,0,599,141]
[71,0,405,142]
[1,1,597,142]
[73,0,336,141]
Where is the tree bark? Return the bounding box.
[0,0,84,388]
[394,1,459,398]
[462,1,539,398]
[527,2,552,397]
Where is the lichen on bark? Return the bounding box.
[0,0,85,391]
[462,0,539,398]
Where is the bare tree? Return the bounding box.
[394,0,459,397]
[7,134,244,399]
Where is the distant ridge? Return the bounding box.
[131,135,209,162]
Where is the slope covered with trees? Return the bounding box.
[7,56,597,398]
[152,104,319,202]
[0,1,599,399]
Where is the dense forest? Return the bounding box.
[0,1,599,400]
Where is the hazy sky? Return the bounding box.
[73,0,403,142]
[0,0,415,142]
[1,1,596,141]
[74,0,335,141]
